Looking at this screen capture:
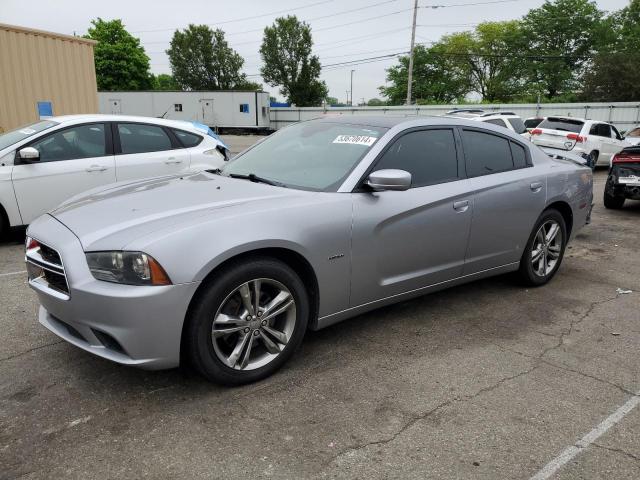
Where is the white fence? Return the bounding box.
[269,102,640,131]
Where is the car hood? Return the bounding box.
[51,172,304,250]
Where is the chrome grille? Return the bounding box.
[25,238,70,299]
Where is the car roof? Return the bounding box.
[47,114,204,132]
[311,114,526,137]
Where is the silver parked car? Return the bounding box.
[26,116,593,384]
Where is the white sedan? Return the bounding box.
[0,114,228,234]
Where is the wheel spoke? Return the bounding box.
[227,332,251,368]
[213,313,244,326]
[547,246,560,259]
[536,229,545,246]
[546,223,559,243]
[238,334,255,369]
[253,280,262,314]
[262,291,291,318]
[263,299,294,323]
[532,247,544,262]
[212,326,246,338]
[263,325,288,344]
[238,283,255,317]
[259,330,281,354]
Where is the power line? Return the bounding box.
[131,0,335,34]
[421,0,525,8]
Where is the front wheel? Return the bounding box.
[185,258,309,385]
[518,209,567,286]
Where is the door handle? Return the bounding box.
[86,165,107,172]
[453,200,470,212]
[530,182,543,192]
[165,157,183,165]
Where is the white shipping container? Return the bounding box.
[98,91,271,130]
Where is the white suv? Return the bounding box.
[445,109,529,137]
[0,115,229,234]
[530,117,629,167]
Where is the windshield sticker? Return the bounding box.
[333,135,377,146]
[19,128,36,135]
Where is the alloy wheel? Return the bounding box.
[531,219,563,277]
[211,278,296,371]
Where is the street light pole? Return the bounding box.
[406,0,419,105]
[350,69,355,106]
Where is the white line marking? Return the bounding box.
[530,390,640,480]
[0,270,25,277]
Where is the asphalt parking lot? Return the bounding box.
[1,138,639,479]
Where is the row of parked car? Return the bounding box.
[446,109,640,209]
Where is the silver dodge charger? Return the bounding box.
[26,116,593,385]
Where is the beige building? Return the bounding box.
[0,23,98,132]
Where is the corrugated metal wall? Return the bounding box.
[0,23,98,132]
[270,103,640,131]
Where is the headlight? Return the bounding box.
[85,251,171,285]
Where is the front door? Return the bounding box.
[114,123,190,182]
[350,128,473,306]
[12,123,116,224]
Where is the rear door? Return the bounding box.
[350,127,473,306]
[113,122,190,181]
[12,123,115,224]
[458,128,546,274]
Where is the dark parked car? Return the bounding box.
[604,145,640,209]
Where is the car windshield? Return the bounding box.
[537,117,584,133]
[627,127,640,138]
[221,121,387,191]
[507,117,527,134]
[0,120,59,151]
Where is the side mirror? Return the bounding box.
[18,147,40,162]
[365,169,411,192]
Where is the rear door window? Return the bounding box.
[374,129,459,187]
[538,118,584,134]
[589,123,611,138]
[462,130,514,176]
[117,123,172,154]
[510,142,528,168]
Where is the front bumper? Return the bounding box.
[27,215,200,370]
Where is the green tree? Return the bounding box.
[325,96,340,105]
[151,73,180,90]
[521,0,603,98]
[581,0,640,101]
[260,16,327,106]
[380,43,471,104]
[86,18,152,91]
[167,25,249,90]
[460,21,528,102]
[367,98,387,106]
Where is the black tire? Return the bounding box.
[588,151,599,169]
[603,190,625,209]
[518,209,567,286]
[184,257,309,385]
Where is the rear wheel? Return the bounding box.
[587,150,599,169]
[603,190,625,209]
[185,257,309,385]
[518,209,567,286]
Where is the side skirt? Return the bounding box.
[314,262,520,330]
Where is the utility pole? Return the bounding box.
[406,0,419,105]
[350,70,355,106]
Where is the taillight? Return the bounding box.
[530,129,542,135]
[612,154,620,164]
[566,133,586,143]
[611,154,640,164]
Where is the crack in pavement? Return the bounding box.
[322,364,541,469]
[592,442,640,463]
[0,340,63,362]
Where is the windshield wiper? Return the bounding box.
[227,173,286,187]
